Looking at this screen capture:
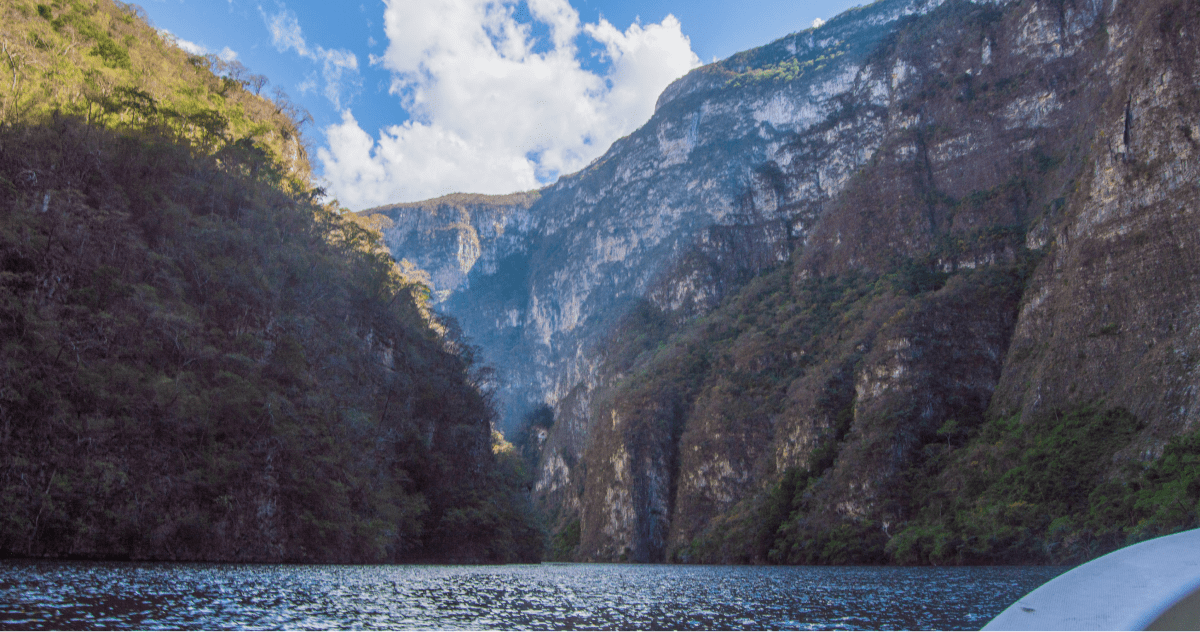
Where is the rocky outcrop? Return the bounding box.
[363,192,540,302]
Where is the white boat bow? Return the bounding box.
[985,528,1200,630]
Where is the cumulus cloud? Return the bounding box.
[319,0,700,209]
[264,7,361,110]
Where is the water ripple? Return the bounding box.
[0,561,1062,630]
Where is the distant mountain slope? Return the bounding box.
[362,192,541,304]
[0,0,540,562]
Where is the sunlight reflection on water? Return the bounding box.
[0,561,1062,630]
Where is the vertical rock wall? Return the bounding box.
[992,0,1200,458]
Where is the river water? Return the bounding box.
[0,561,1061,630]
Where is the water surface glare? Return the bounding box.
[0,561,1063,630]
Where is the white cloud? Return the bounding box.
[264,6,361,110]
[171,35,206,56]
[161,30,239,63]
[319,0,700,209]
[812,17,826,28]
[266,9,309,56]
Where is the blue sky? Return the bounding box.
[141,0,865,208]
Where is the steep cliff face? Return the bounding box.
[568,0,1110,562]
[369,0,1200,564]
[360,0,954,428]
[991,0,1200,452]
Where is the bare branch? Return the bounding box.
[2,40,21,93]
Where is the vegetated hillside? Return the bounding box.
[0,0,541,562]
[1,0,309,184]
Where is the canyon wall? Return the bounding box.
[363,0,1200,563]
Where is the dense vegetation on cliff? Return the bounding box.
[647,261,1200,566]
[0,0,541,562]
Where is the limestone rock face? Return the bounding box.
[990,0,1200,456]
[364,192,540,302]
[365,0,1200,562]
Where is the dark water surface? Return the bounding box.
[0,561,1062,630]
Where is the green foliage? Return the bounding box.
[549,519,581,561]
[1129,431,1200,538]
[725,45,850,89]
[760,466,813,560]
[770,517,888,565]
[90,35,131,69]
[881,406,1192,565]
[985,408,1143,512]
[710,404,1180,568]
[430,437,546,562]
[669,498,753,563]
